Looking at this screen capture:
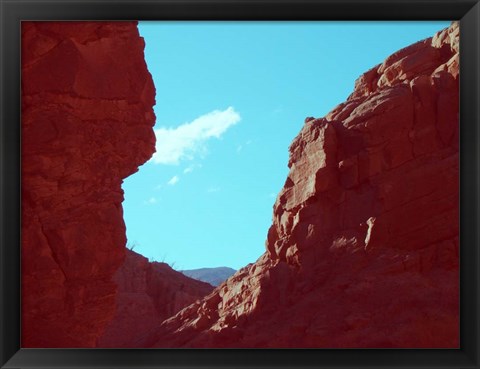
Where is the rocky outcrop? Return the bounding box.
[147,23,459,348]
[97,250,213,347]
[21,22,156,347]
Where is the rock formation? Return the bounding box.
[21,21,157,347]
[97,250,213,347]
[145,22,459,348]
[22,21,459,349]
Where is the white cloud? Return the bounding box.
[183,166,194,174]
[151,107,241,165]
[207,186,220,193]
[145,197,157,204]
[167,175,179,186]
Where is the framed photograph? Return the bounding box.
[1,0,479,368]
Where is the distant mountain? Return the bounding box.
[181,267,236,286]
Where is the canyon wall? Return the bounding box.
[97,250,213,347]
[21,22,157,347]
[22,21,460,349]
[146,23,460,348]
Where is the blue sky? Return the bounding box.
[122,21,450,270]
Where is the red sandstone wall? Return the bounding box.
[146,23,460,348]
[21,21,460,349]
[97,250,213,347]
[21,22,156,347]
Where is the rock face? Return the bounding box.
[148,23,459,348]
[97,250,213,347]
[22,21,459,349]
[21,22,156,347]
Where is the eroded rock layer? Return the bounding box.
[148,23,459,348]
[21,22,156,347]
[97,250,213,347]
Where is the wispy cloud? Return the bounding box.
[183,166,194,174]
[167,175,179,186]
[207,186,220,193]
[151,107,241,165]
[144,197,157,205]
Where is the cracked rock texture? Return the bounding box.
[21,22,157,347]
[145,23,459,348]
[97,250,213,347]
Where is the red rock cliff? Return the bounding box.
[21,22,156,347]
[97,250,213,347]
[148,23,459,348]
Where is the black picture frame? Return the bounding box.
[1,0,479,368]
